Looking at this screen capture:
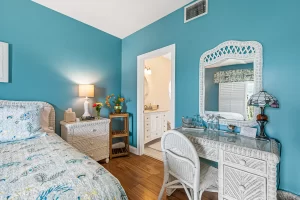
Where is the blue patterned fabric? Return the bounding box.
[0,133,127,199]
[0,105,43,142]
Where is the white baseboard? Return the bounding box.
[129,145,138,155]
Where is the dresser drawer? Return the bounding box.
[224,151,267,174]
[145,128,151,136]
[223,166,266,200]
[145,121,151,129]
[72,135,108,152]
[145,115,150,121]
[151,131,162,138]
[72,125,108,141]
[163,124,167,132]
[85,146,109,161]
[145,134,151,142]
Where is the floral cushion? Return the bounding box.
[0,105,43,142]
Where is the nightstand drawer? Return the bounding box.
[72,125,107,140]
[86,146,109,161]
[72,135,108,152]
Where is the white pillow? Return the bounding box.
[0,105,43,142]
[41,106,51,130]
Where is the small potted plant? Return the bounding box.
[105,94,125,114]
[93,102,103,118]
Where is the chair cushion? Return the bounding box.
[0,105,43,142]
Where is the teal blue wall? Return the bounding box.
[0,0,122,132]
[122,0,300,195]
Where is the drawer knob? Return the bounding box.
[239,185,246,192]
[239,159,246,166]
[92,129,97,132]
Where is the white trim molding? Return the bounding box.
[137,44,176,156]
[0,42,9,83]
[129,145,138,155]
[199,40,263,127]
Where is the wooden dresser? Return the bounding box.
[60,118,110,163]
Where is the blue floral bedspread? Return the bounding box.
[0,133,127,200]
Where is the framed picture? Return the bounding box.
[0,42,9,83]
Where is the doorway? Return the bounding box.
[137,44,176,159]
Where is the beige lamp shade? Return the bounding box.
[79,84,94,97]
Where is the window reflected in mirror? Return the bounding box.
[205,60,254,121]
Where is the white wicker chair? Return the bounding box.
[158,130,218,200]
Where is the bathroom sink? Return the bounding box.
[144,108,159,111]
[144,104,159,111]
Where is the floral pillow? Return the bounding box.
[0,105,44,142]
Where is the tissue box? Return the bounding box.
[64,111,76,123]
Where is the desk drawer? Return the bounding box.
[223,166,266,200]
[224,151,267,174]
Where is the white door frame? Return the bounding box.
[137,44,176,155]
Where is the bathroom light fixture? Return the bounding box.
[144,66,152,75]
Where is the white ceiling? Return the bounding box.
[32,0,193,39]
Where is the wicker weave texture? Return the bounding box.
[159,130,218,200]
[61,119,110,162]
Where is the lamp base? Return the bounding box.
[256,118,269,140]
[256,134,270,141]
[82,98,91,117]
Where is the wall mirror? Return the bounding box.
[199,40,263,127]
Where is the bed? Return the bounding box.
[0,100,127,200]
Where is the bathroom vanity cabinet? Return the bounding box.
[144,111,168,144]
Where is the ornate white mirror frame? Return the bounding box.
[199,40,263,127]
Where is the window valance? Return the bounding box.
[214,69,254,83]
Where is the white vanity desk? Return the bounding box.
[176,127,280,200]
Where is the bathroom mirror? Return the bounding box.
[199,41,263,127]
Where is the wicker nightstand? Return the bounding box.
[60,118,110,163]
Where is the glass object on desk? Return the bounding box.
[193,114,204,128]
[207,114,214,130]
[176,127,271,152]
[212,115,220,131]
[182,116,195,128]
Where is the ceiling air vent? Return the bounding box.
[184,0,208,23]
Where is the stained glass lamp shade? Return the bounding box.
[248,91,279,109]
[248,91,279,140]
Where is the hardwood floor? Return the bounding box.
[101,154,218,200]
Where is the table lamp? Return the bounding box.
[248,91,279,140]
[79,84,94,117]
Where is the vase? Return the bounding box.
[114,105,122,114]
[96,109,101,119]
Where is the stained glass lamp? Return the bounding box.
[248,91,279,140]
